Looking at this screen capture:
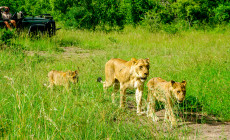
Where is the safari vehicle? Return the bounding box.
[0,11,57,36]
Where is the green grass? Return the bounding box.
[0,27,229,139]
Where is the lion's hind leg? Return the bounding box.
[112,80,120,103]
[147,90,159,121]
[47,71,55,89]
[97,77,113,92]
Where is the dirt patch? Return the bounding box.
[60,47,91,59]
[25,50,47,56]
[186,121,230,140]
[126,99,229,140]
[25,46,105,60]
[154,110,230,140]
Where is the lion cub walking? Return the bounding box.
[146,77,186,126]
[48,70,78,90]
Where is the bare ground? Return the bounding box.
[156,110,230,140]
[126,98,229,140]
[25,46,104,60]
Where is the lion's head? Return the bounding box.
[170,80,186,103]
[66,70,78,83]
[131,58,150,82]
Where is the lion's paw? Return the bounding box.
[152,116,159,122]
[137,111,146,116]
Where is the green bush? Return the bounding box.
[172,1,206,27]
[141,1,174,32]
[129,0,155,24]
[1,0,230,31]
[65,0,125,30]
[65,6,93,28]
[214,3,230,23]
[0,30,15,45]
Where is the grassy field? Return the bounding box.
[0,27,229,139]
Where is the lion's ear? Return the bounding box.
[171,80,176,88]
[131,58,137,61]
[74,70,79,75]
[66,70,72,76]
[131,58,137,64]
[182,80,186,86]
[145,58,150,63]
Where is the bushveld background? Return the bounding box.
[0,0,230,139]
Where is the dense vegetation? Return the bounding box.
[1,0,230,31]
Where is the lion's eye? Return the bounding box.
[147,66,149,69]
[139,66,143,69]
[177,91,180,94]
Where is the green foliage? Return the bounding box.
[1,0,230,31]
[141,1,174,32]
[129,0,155,24]
[214,2,230,23]
[172,1,203,25]
[65,0,125,30]
[0,29,15,44]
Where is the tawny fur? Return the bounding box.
[99,58,150,115]
[146,77,186,126]
[48,70,78,90]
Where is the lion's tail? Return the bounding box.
[97,77,103,83]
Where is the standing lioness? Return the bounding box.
[98,58,150,115]
[147,77,186,126]
[48,70,78,90]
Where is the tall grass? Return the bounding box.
[0,27,229,139]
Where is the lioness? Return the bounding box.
[47,70,78,90]
[98,58,150,115]
[146,77,186,126]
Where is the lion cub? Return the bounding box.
[146,77,186,126]
[48,70,78,90]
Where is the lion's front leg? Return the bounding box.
[135,87,144,115]
[165,97,177,126]
[120,85,126,108]
[168,106,177,127]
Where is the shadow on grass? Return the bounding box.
[125,94,227,127]
[179,112,228,126]
[178,95,228,126]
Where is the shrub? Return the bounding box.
[141,1,174,32]
[65,6,93,29]
[129,0,155,24]
[0,29,15,45]
[172,1,205,27]
[214,3,230,24]
[65,0,125,30]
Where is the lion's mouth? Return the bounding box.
[177,100,183,103]
[140,77,147,81]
